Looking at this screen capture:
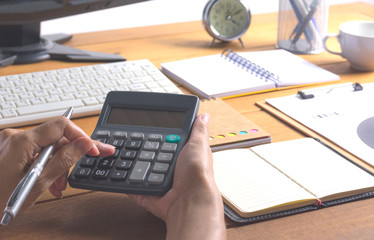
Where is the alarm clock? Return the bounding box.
[203,0,251,47]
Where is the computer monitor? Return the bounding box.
[0,0,149,68]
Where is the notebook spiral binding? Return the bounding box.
[221,49,280,85]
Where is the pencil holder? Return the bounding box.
[276,0,329,54]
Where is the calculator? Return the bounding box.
[68,91,199,196]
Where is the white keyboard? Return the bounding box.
[0,59,182,129]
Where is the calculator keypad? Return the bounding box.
[72,130,181,187]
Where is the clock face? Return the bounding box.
[205,0,251,41]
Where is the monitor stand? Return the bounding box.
[0,23,126,68]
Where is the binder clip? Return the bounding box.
[353,82,363,91]
[297,90,314,99]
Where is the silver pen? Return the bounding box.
[0,107,74,226]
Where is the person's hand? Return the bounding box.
[130,114,226,240]
[0,116,115,215]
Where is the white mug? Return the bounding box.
[323,21,374,71]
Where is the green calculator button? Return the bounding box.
[166,135,181,143]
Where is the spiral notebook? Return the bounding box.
[161,49,340,99]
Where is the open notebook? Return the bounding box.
[213,138,374,223]
[161,49,340,99]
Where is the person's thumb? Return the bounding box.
[37,137,93,195]
[18,137,93,213]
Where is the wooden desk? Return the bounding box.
[1,3,374,239]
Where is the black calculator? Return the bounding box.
[68,91,199,196]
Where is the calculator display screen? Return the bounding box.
[106,107,186,129]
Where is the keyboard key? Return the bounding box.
[60,93,75,101]
[0,89,10,95]
[45,95,60,103]
[11,86,25,94]
[2,109,17,118]
[17,99,84,116]
[30,97,46,105]
[1,102,16,109]
[83,97,99,106]
[20,92,34,99]
[74,92,89,99]
[4,94,19,101]
[16,100,31,107]
[33,90,48,97]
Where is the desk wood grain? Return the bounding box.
[1,3,374,239]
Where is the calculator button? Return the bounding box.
[115,160,132,170]
[111,149,120,158]
[92,169,110,179]
[126,140,142,150]
[120,150,137,160]
[129,161,150,183]
[80,157,96,167]
[98,159,115,168]
[74,168,91,178]
[130,132,144,140]
[148,173,165,185]
[104,149,119,159]
[139,151,155,161]
[166,135,181,143]
[160,143,177,153]
[113,131,127,139]
[110,170,127,181]
[96,130,110,138]
[153,163,169,173]
[156,152,173,163]
[148,134,162,141]
[143,141,159,151]
[108,139,124,148]
[96,138,107,143]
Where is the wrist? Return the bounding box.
[165,184,226,240]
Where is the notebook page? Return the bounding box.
[251,138,374,200]
[161,54,275,98]
[238,50,339,87]
[213,149,316,216]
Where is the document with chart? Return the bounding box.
[265,82,374,166]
